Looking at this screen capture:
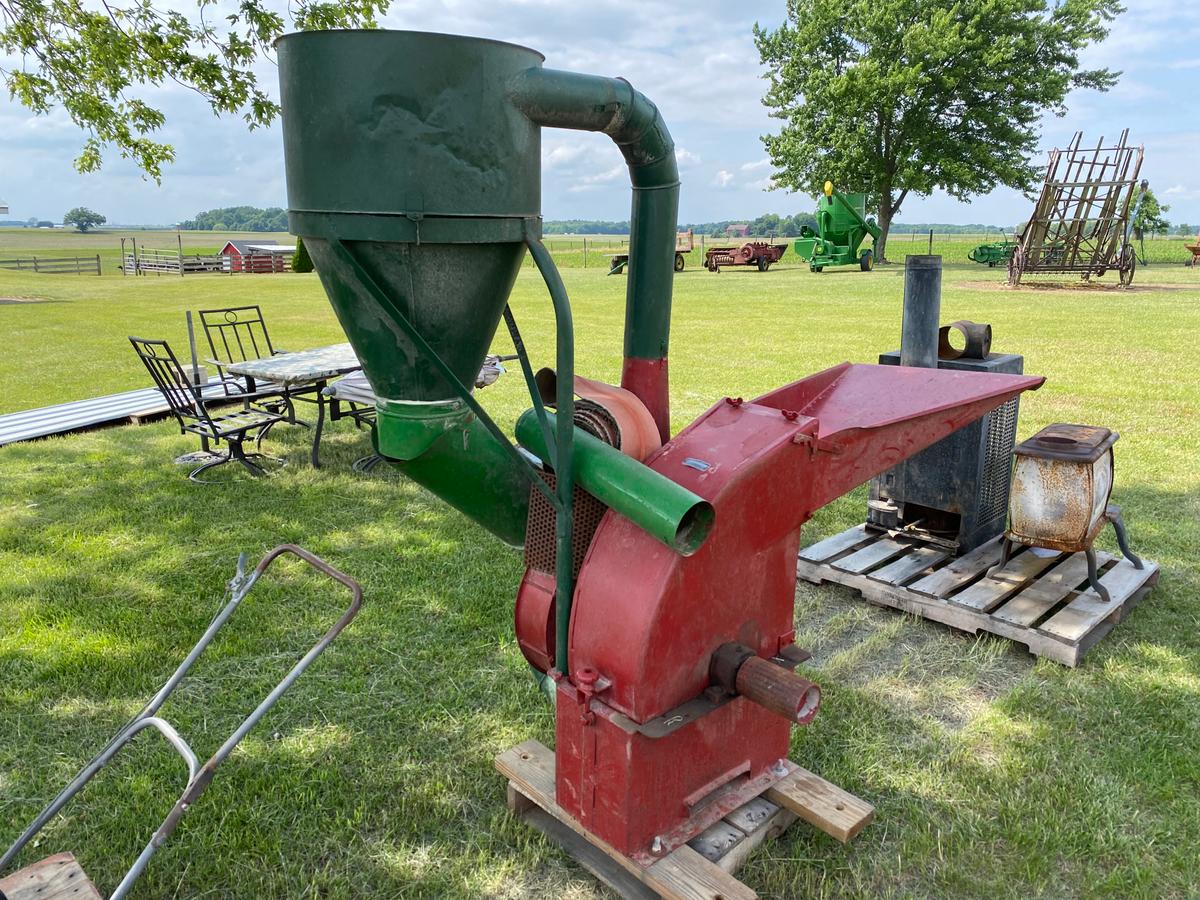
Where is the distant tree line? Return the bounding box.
[543,220,632,235]
[179,206,289,232]
[543,214,1028,239]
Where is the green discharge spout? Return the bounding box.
[377,399,530,548]
[515,410,713,555]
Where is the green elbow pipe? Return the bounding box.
[515,409,713,555]
[378,401,531,548]
[509,67,679,436]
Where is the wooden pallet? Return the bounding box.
[796,525,1159,666]
[496,740,873,899]
[0,853,102,900]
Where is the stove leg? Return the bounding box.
[1106,505,1144,570]
[988,536,1014,578]
[1085,547,1111,604]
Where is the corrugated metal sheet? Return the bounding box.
[0,381,228,446]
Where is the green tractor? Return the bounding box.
[793,182,881,273]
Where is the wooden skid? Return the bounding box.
[0,852,102,900]
[798,525,1158,666]
[496,740,873,899]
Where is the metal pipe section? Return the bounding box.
[515,410,713,555]
[523,238,577,675]
[900,255,943,369]
[509,68,679,441]
[734,655,821,726]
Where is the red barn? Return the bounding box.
[219,239,296,273]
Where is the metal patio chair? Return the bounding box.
[198,305,316,421]
[129,336,288,482]
[321,370,383,472]
[0,545,363,900]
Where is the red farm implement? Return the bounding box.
[705,241,787,272]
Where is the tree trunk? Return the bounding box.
[876,203,892,262]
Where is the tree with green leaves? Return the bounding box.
[1131,187,1169,263]
[292,236,314,273]
[0,0,387,181]
[63,206,105,232]
[755,0,1123,261]
[1132,188,1170,241]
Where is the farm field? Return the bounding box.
[1,255,1199,897]
[3,226,1197,275]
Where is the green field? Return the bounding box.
[1,246,1198,897]
[2,226,1197,274]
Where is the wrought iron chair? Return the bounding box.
[199,304,316,421]
[130,336,288,482]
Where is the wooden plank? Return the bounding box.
[798,525,871,564]
[869,545,950,586]
[520,804,660,900]
[908,536,1003,598]
[497,740,754,900]
[833,537,910,575]
[0,852,102,900]
[764,766,874,843]
[647,846,756,900]
[1038,560,1160,643]
[991,553,1092,627]
[952,549,1062,612]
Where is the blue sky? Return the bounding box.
[1,0,1197,228]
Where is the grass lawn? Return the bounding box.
[1,253,1198,898]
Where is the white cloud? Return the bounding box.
[747,177,777,192]
[3,0,1199,226]
[566,164,626,193]
[544,143,587,170]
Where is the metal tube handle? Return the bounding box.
[1,545,363,900]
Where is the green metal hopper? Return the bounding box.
[793,182,881,272]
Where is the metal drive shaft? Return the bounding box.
[735,655,822,725]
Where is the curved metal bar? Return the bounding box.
[2,545,365,900]
[524,237,576,675]
[0,716,200,875]
[502,304,558,470]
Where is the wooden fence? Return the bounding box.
[121,248,292,276]
[236,252,292,274]
[123,249,228,276]
[0,255,102,275]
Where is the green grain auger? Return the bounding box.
[793,181,881,272]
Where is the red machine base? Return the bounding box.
[555,677,797,861]
[497,739,874,898]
